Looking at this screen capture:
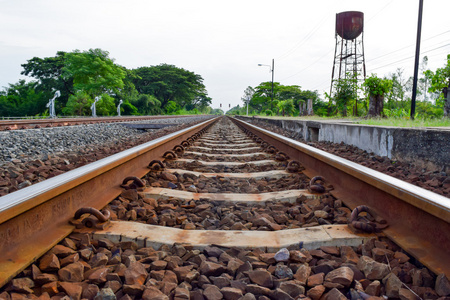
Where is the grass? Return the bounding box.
[356,117,450,128]
[247,114,450,128]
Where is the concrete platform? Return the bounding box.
[139,188,317,203]
[237,116,450,172]
[173,158,278,167]
[167,168,289,180]
[86,222,376,252]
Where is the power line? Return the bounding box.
[370,43,450,71]
[311,78,332,91]
[276,15,329,62]
[367,29,450,63]
[275,0,343,62]
[368,39,450,70]
[312,45,449,94]
[366,0,394,23]
[280,48,334,81]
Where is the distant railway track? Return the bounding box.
[0,116,448,298]
[0,115,200,131]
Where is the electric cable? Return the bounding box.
[370,43,450,71]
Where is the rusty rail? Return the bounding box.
[0,115,203,130]
[232,117,450,276]
[0,117,218,287]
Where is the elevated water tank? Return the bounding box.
[336,11,364,40]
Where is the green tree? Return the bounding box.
[0,95,15,117]
[416,100,443,118]
[119,101,139,115]
[331,75,357,116]
[165,100,180,114]
[277,99,295,116]
[132,64,210,111]
[131,94,162,115]
[210,108,224,115]
[95,94,116,116]
[0,80,47,116]
[62,91,117,116]
[251,81,281,112]
[278,85,302,115]
[62,90,90,116]
[63,48,126,100]
[425,54,450,116]
[419,56,429,101]
[241,86,255,115]
[313,98,329,117]
[116,67,139,103]
[386,68,409,111]
[363,74,393,117]
[21,51,74,112]
[187,91,212,111]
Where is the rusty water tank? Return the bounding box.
[336,11,364,40]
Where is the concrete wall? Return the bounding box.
[238,116,450,172]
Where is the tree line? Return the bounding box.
[231,54,450,119]
[229,83,324,117]
[326,55,450,118]
[0,49,222,117]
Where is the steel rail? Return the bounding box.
[232,117,450,277]
[0,117,218,288]
[0,115,202,130]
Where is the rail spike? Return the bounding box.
[120,176,145,190]
[163,150,178,160]
[349,205,388,233]
[72,207,111,229]
[266,145,278,154]
[173,145,185,154]
[309,176,326,193]
[286,160,301,173]
[275,151,290,161]
[148,160,165,171]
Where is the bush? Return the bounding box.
[63,91,90,116]
[165,101,181,114]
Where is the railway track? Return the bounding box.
[0,116,449,299]
[0,115,199,131]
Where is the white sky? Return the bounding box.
[1,0,449,111]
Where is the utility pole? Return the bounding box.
[411,0,424,120]
[258,59,275,109]
[271,59,274,104]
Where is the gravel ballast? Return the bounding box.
[0,117,210,164]
[1,234,449,299]
[242,118,450,198]
[0,116,213,196]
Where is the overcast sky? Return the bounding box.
[1,0,449,111]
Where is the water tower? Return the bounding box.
[330,11,366,96]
